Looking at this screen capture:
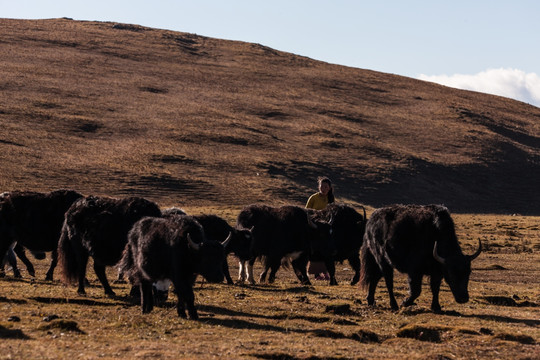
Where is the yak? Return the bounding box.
[360,204,481,313]
[0,189,83,280]
[192,214,252,285]
[308,203,367,285]
[162,209,253,284]
[58,195,161,296]
[236,204,334,285]
[120,214,228,319]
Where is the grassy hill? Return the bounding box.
[1,18,539,214]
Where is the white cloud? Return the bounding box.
[418,68,540,108]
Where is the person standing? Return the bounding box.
[306,176,334,210]
[305,176,334,280]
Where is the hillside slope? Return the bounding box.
[1,18,539,213]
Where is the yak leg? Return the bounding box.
[114,268,126,284]
[402,274,423,307]
[140,281,154,314]
[291,255,311,285]
[258,256,272,283]
[0,239,16,278]
[174,278,196,319]
[381,264,398,310]
[93,262,115,296]
[348,255,361,285]
[324,259,337,285]
[237,260,246,283]
[45,249,58,281]
[247,258,256,285]
[5,247,21,278]
[259,265,269,283]
[267,257,282,284]
[76,253,89,295]
[13,244,33,277]
[222,257,234,285]
[429,273,443,313]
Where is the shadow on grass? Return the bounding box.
[201,317,378,344]
[199,304,334,324]
[446,311,540,327]
[0,296,28,304]
[29,296,122,307]
[200,309,378,343]
[0,325,30,339]
[237,284,326,296]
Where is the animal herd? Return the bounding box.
[0,189,481,319]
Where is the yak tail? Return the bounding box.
[259,256,268,268]
[359,243,380,291]
[280,257,292,269]
[117,243,134,282]
[57,220,80,285]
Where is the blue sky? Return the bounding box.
[3,0,540,107]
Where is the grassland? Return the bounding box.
[1,18,539,359]
[1,209,538,359]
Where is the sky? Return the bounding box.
[3,0,540,107]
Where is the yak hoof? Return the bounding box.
[402,299,415,307]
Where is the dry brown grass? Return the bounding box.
[1,18,540,214]
[1,211,539,359]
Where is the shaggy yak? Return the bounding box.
[58,195,161,296]
[360,204,481,312]
[308,203,367,285]
[192,214,252,285]
[236,204,334,285]
[162,208,253,285]
[0,189,83,280]
[120,214,228,319]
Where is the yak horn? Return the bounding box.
[187,234,201,251]
[469,239,482,260]
[433,242,446,264]
[222,232,232,248]
[307,217,318,229]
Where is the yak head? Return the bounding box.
[188,233,229,283]
[433,239,482,303]
[307,217,337,258]
[230,227,253,262]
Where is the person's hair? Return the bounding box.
[318,176,335,204]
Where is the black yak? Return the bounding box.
[58,195,161,296]
[360,204,481,312]
[192,214,252,285]
[236,204,334,285]
[0,189,83,280]
[162,208,253,285]
[308,203,367,285]
[120,214,228,319]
